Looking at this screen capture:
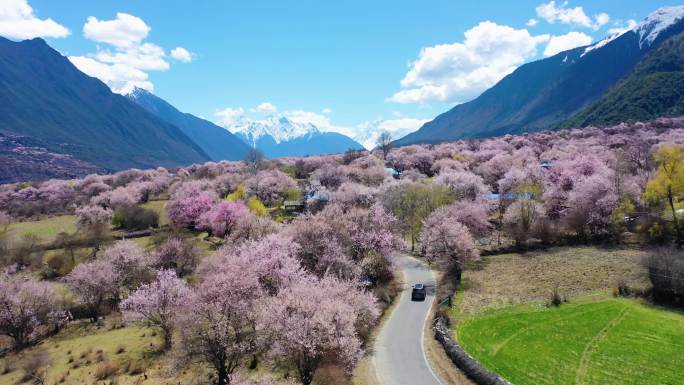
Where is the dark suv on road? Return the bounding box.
[411,283,426,301]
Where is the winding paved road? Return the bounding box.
[374,255,445,385]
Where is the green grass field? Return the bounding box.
[8,215,77,243]
[457,298,684,385]
[141,199,169,226]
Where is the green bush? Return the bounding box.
[284,188,302,201]
[112,206,159,231]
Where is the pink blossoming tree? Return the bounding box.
[420,214,479,282]
[175,267,263,385]
[152,237,199,277]
[0,274,65,349]
[65,260,119,322]
[263,276,379,385]
[434,170,489,201]
[99,240,152,291]
[120,269,191,350]
[199,200,249,237]
[245,169,298,206]
[167,182,218,230]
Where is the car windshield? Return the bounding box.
[414,284,424,289]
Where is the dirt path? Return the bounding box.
[575,306,628,385]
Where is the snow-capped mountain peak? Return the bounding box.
[126,86,153,100]
[229,116,321,145]
[224,115,363,158]
[583,6,684,57]
[635,6,684,48]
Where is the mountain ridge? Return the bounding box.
[395,6,684,146]
[126,88,250,161]
[0,37,210,171]
[561,28,684,128]
[229,117,364,158]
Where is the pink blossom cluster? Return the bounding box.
[0,272,65,348]
[245,169,298,206]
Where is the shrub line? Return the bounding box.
[433,317,513,385]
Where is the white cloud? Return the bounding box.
[595,13,611,28]
[377,118,428,133]
[0,0,70,39]
[253,102,278,113]
[72,13,192,94]
[69,55,152,94]
[354,118,429,149]
[170,46,193,62]
[94,42,169,71]
[322,108,333,115]
[608,19,638,35]
[215,107,246,127]
[526,18,539,27]
[83,13,149,48]
[543,31,592,57]
[535,1,610,31]
[389,21,549,104]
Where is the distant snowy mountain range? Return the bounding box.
[224,115,427,155]
[126,88,365,159]
[230,116,322,146]
[228,116,364,158]
[582,5,684,57]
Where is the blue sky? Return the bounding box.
[0,0,679,146]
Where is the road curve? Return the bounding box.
[374,254,444,385]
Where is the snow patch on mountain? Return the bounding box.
[127,87,148,100]
[582,6,684,57]
[635,6,684,48]
[582,31,624,57]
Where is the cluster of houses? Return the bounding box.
[283,166,401,216]
[485,160,552,202]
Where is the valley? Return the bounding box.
[2,3,684,385]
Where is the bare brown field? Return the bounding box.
[459,246,650,315]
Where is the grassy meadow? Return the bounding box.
[457,298,684,385]
[451,246,684,385]
[7,215,77,243]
